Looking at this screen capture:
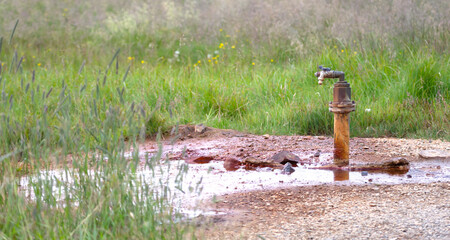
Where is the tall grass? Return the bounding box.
[0,31,192,238]
[0,0,449,238]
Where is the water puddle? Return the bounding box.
[20,157,449,220]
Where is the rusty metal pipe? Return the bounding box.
[333,113,350,166]
[314,66,355,167]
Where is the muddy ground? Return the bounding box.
[142,125,449,239]
[150,125,449,166]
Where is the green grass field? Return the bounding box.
[0,0,449,238]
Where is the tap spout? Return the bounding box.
[314,69,345,85]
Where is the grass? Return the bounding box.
[0,0,449,238]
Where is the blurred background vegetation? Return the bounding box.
[0,0,449,156]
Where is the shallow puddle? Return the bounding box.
[20,157,449,219]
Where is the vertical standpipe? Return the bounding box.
[315,67,356,166]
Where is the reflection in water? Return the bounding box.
[367,168,409,176]
[333,170,350,181]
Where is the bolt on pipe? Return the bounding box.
[314,66,356,167]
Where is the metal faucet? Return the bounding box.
[314,65,356,167]
[314,65,345,85]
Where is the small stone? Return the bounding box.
[407,174,412,178]
[185,156,214,164]
[384,157,410,167]
[281,162,295,175]
[223,158,242,171]
[194,123,207,133]
[271,151,300,165]
[419,150,450,159]
[263,134,270,139]
[314,150,321,157]
[363,146,369,149]
[368,179,373,182]
[361,171,369,176]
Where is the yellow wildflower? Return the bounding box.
[208,59,211,63]
[271,59,274,62]
[215,60,218,64]
[37,63,41,66]
[354,51,357,55]
[341,49,344,53]
[32,56,36,58]
[231,45,235,49]
[219,29,223,32]
[219,43,224,49]
[252,62,255,66]
[141,60,145,64]
[198,60,201,64]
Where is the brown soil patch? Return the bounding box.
[151,125,450,239]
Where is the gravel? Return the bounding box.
[198,183,450,239]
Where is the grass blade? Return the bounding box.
[116,56,119,74]
[78,60,86,75]
[9,50,17,73]
[107,49,120,71]
[46,87,53,98]
[16,56,24,73]
[103,49,120,85]
[0,149,23,163]
[80,84,86,93]
[9,20,19,45]
[122,64,130,82]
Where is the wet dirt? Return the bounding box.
[135,125,450,239]
[139,125,449,166]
